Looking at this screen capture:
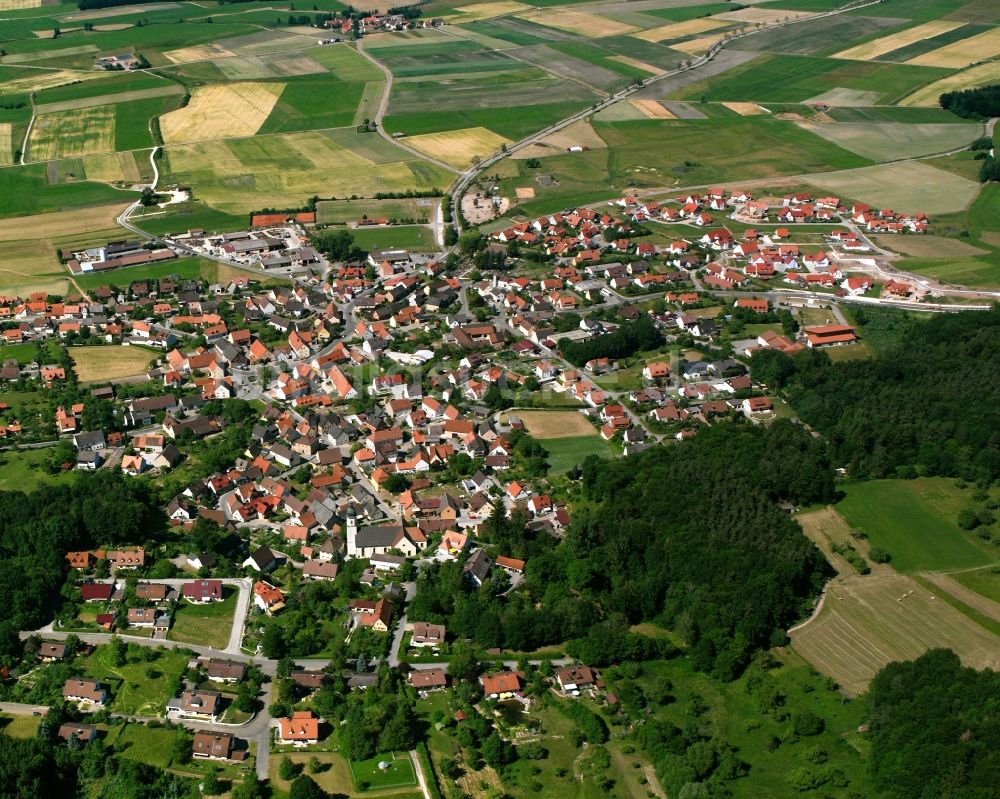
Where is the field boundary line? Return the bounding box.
[788,583,829,634]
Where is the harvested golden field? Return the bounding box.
[159,82,283,144]
[797,507,875,577]
[511,410,596,439]
[29,105,116,161]
[0,69,103,96]
[608,55,661,75]
[629,98,675,119]
[402,126,511,169]
[900,61,1000,106]
[908,27,1000,68]
[833,20,963,61]
[672,33,726,55]
[0,0,41,8]
[516,8,638,38]
[0,239,66,296]
[722,101,768,116]
[633,17,729,43]
[791,572,1000,696]
[0,123,12,167]
[514,120,607,159]
[718,7,815,24]
[71,345,158,383]
[0,204,126,242]
[163,42,236,63]
[449,0,532,22]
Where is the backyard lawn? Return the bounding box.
[76,644,188,717]
[169,587,238,649]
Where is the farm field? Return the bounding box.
[0,163,131,219]
[732,13,911,56]
[873,234,989,258]
[791,571,1000,696]
[796,506,872,577]
[833,19,963,60]
[515,7,638,37]
[907,25,1000,68]
[159,82,284,144]
[162,131,453,214]
[795,120,983,161]
[0,238,66,296]
[32,84,184,116]
[837,478,997,573]
[169,588,237,649]
[952,567,1000,605]
[900,60,1000,105]
[811,161,980,215]
[401,126,511,168]
[28,105,117,161]
[70,345,159,383]
[674,53,949,104]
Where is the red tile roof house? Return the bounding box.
[182,579,223,603]
[556,665,597,693]
[480,671,524,699]
[63,679,108,708]
[410,668,448,691]
[410,621,446,648]
[170,689,222,721]
[277,710,320,746]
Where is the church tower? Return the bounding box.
[345,506,358,558]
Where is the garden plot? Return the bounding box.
[796,120,983,162]
[29,105,116,161]
[159,82,284,144]
[833,20,963,61]
[402,127,511,168]
[908,26,1000,67]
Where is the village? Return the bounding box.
[0,153,987,799]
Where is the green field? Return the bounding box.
[73,255,217,290]
[385,100,593,139]
[163,130,453,213]
[674,53,949,104]
[350,225,437,251]
[797,120,983,162]
[259,75,367,134]
[349,753,417,790]
[316,197,435,224]
[0,714,42,738]
[128,202,249,237]
[0,447,77,492]
[0,163,135,218]
[838,478,998,572]
[77,645,189,716]
[542,434,617,474]
[952,567,1000,604]
[169,588,237,649]
[734,13,911,56]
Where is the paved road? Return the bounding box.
[0,701,48,716]
[387,581,416,668]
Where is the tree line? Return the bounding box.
[560,315,663,367]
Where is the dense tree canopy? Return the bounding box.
[560,315,663,367]
[940,84,1000,120]
[868,649,1000,799]
[782,307,1000,481]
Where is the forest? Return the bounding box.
[868,649,1000,799]
[754,307,1000,482]
[410,420,832,678]
[0,472,164,660]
